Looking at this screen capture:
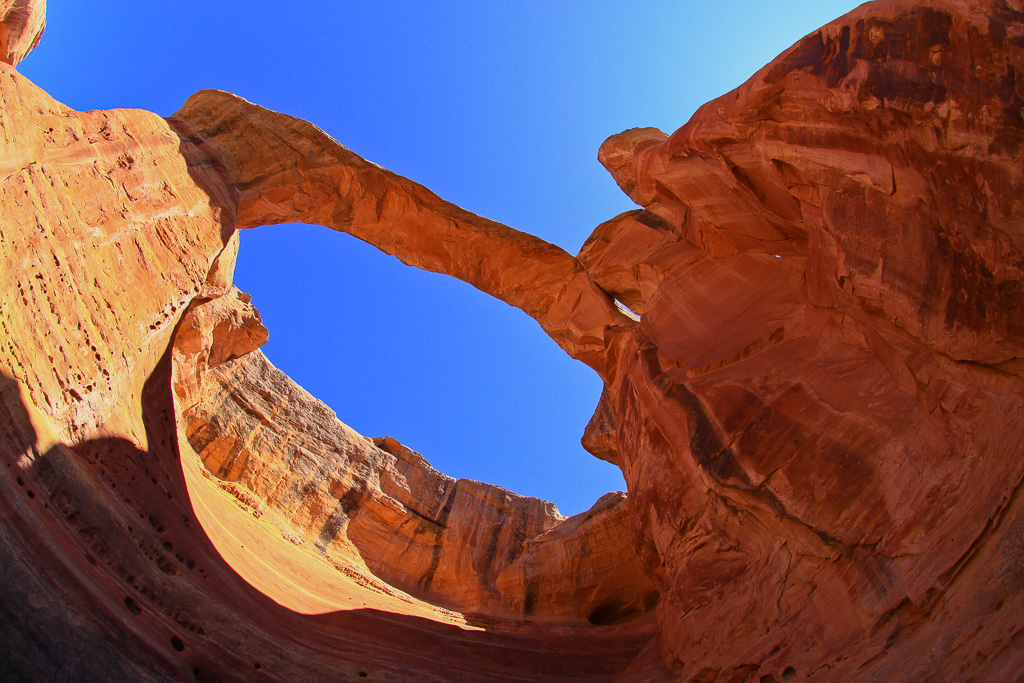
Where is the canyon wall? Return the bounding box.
[588,2,1024,677]
[1,0,1023,681]
[0,8,659,681]
[172,288,657,625]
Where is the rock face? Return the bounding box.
[0,22,659,683]
[1,0,1023,681]
[589,2,1024,678]
[172,291,657,625]
[0,0,45,67]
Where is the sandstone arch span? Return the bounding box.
[2,0,1024,680]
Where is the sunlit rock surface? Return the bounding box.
[0,15,658,683]
[0,0,45,67]
[172,290,656,626]
[167,93,631,376]
[2,0,1023,680]
[590,0,1024,678]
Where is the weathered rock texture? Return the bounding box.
[2,0,1023,681]
[587,2,1024,678]
[0,60,660,682]
[0,0,44,67]
[167,92,633,376]
[172,290,657,626]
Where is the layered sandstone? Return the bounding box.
[1,0,1023,681]
[0,0,45,67]
[0,27,659,683]
[171,290,657,625]
[589,2,1024,678]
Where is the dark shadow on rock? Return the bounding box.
[0,353,663,682]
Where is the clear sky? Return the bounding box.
[22,1,864,515]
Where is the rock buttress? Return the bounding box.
[587,0,1024,678]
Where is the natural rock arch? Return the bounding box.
[1,0,1023,679]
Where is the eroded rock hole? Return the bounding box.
[124,596,142,615]
[589,591,659,626]
[170,636,185,652]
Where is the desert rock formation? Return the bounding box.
[172,289,657,624]
[1,0,1023,681]
[0,0,44,67]
[591,2,1024,677]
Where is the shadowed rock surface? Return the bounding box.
[2,0,1023,680]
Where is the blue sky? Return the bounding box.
[23,1,863,515]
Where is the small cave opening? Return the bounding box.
[124,596,142,615]
[587,591,660,626]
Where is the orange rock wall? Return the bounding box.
[172,290,657,625]
[2,0,1023,681]
[0,0,45,67]
[0,55,661,683]
[0,62,232,448]
[591,0,1024,677]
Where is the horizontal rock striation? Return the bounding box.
[171,290,657,626]
[2,0,1023,680]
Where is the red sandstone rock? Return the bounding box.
[0,0,44,66]
[592,0,1024,678]
[172,297,656,625]
[2,0,1023,680]
[0,60,232,449]
[167,90,633,376]
[0,61,654,683]
[0,53,657,683]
